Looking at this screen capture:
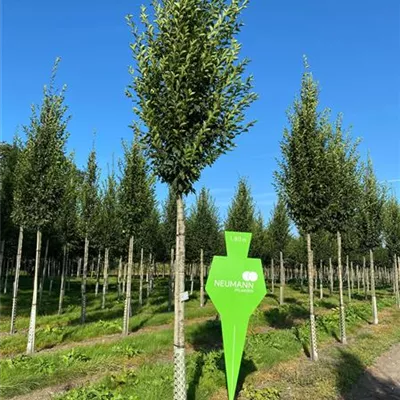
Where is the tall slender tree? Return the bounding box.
[126,0,257,396]
[225,177,255,232]
[99,165,120,309]
[13,58,69,354]
[323,115,361,344]
[56,155,80,315]
[275,58,332,361]
[359,156,385,324]
[119,137,152,335]
[0,137,21,280]
[79,146,100,324]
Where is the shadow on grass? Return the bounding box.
[293,326,310,358]
[337,349,400,400]
[318,300,338,310]
[187,319,257,399]
[264,304,309,329]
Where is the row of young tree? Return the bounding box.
[1,1,399,398]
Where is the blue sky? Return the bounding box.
[2,0,399,223]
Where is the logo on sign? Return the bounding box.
[213,271,258,293]
[242,271,258,282]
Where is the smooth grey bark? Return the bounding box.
[271,258,275,294]
[329,257,334,295]
[319,260,323,300]
[77,257,82,278]
[190,264,194,295]
[168,247,174,312]
[3,258,9,294]
[370,249,378,325]
[139,247,144,306]
[101,248,109,309]
[49,259,54,295]
[350,261,355,295]
[122,260,127,295]
[307,233,318,361]
[346,255,351,302]
[174,195,186,399]
[122,236,134,336]
[26,229,42,354]
[58,244,67,315]
[300,263,304,292]
[117,256,122,299]
[81,236,89,324]
[0,240,5,293]
[394,255,399,308]
[356,263,360,294]
[39,239,49,306]
[10,226,24,334]
[200,248,204,308]
[279,252,284,305]
[337,231,347,344]
[95,250,101,297]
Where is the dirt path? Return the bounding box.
[343,342,400,400]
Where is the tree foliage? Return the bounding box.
[275,59,331,234]
[118,137,152,241]
[12,59,69,232]
[186,187,220,263]
[126,0,257,195]
[359,156,385,251]
[79,147,100,241]
[383,195,400,258]
[267,196,290,258]
[0,137,21,245]
[225,177,255,232]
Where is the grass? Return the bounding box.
[0,274,397,399]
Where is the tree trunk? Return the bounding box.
[168,247,174,312]
[200,248,204,308]
[307,233,318,361]
[95,250,101,297]
[271,258,275,294]
[0,240,5,293]
[10,226,23,334]
[58,244,67,315]
[337,231,347,344]
[77,257,82,278]
[279,252,284,305]
[117,256,122,299]
[190,264,194,295]
[370,249,378,325]
[101,248,109,309]
[174,195,186,399]
[346,255,351,302]
[81,236,89,324]
[39,239,49,306]
[329,257,334,295]
[300,263,303,292]
[356,264,360,294]
[3,259,9,294]
[122,260,127,295]
[26,229,42,354]
[122,236,134,336]
[350,261,355,295]
[394,254,399,309]
[139,248,144,306]
[319,260,323,299]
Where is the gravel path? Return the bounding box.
[345,342,400,400]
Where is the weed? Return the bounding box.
[62,350,91,365]
[241,384,281,400]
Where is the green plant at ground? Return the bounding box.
[62,350,91,366]
[241,384,281,400]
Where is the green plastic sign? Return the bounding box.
[206,231,267,400]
